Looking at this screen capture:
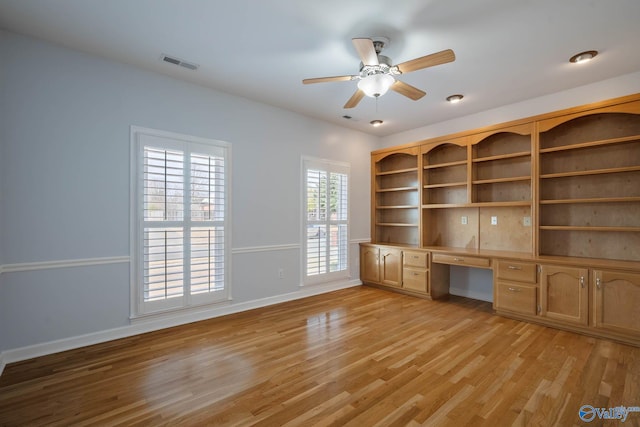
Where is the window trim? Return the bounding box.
[301,155,351,286]
[130,126,232,318]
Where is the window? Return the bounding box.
[131,127,230,316]
[302,157,349,284]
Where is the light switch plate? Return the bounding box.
[491,216,498,225]
[461,216,468,225]
[523,216,531,226]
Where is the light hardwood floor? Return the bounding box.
[1,286,639,426]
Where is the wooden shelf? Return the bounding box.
[377,205,418,209]
[423,159,467,170]
[473,176,531,185]
[376,186,418,193]
[540,197,640,205]
[422,201,531,209]
[422,203,470,209]
[472,151,531,163]
[540,165,640,179]
[376,223,419,227]
[376,167,419,176]
[423,181,466,189]
[473,201,532,208]
[540,226,640,232]
[539,134,639,154]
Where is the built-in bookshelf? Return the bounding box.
[538,109,640,261]
[420,125,533,252]
[373,148,420,246]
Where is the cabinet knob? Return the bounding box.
[580,276,585,288]
[596,277,601,289]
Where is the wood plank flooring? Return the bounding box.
[1,286,640,426]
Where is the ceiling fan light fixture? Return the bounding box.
[358,73,395,98]
[370,120,384,127]
[446,94,464,103]
[569,50,598,64]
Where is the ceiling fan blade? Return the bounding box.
[352,38,379,66]
[302,75,354,84]
[391,80,426,100]
[396,49,455,74]
[344,89,365,109]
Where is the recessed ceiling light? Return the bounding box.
[370,120,383,127]
[446,94,464,103]
[569,50,598,64]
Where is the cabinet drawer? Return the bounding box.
[496,260,537,283]
[403,267,428,292]
[495,281,537,315]
[432,253,490,268]
[403,251,428,268]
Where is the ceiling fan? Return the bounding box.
[303,37,455,109]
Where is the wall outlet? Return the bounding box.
[461,216,468,225]
[491,216,498,225]
[523,216,532,226]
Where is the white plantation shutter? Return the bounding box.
[303,157,350,284]
[144,227,184,301]
[132,127,230,315]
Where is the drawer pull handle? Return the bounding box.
[580,276,585,288]
[507,265,522,270]
[412,272,420,276]
[507,287,521,292]
[454,257,464,262]
[412,255,420,259]
[596,277,601,290]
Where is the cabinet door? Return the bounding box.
[380,248,402,287]
[593,269,640,336]
[540,265,588,326]
[360,246,380,283]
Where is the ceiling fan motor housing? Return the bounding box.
[359,55,399,78]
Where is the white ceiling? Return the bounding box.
[1,0,640,136]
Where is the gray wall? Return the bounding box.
[0,30,377,351]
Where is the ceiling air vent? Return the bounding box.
[161,54,199,71]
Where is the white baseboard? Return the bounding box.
[0,279,362,374]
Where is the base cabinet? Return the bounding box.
[402,250,429,293]
[359,244,401,288]
[540,265,588,326]
[360,244,447,299]
[494,260,538,315]
[593,269,640,336]
[494,262,640,346]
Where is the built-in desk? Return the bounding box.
[360,243,640,347]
